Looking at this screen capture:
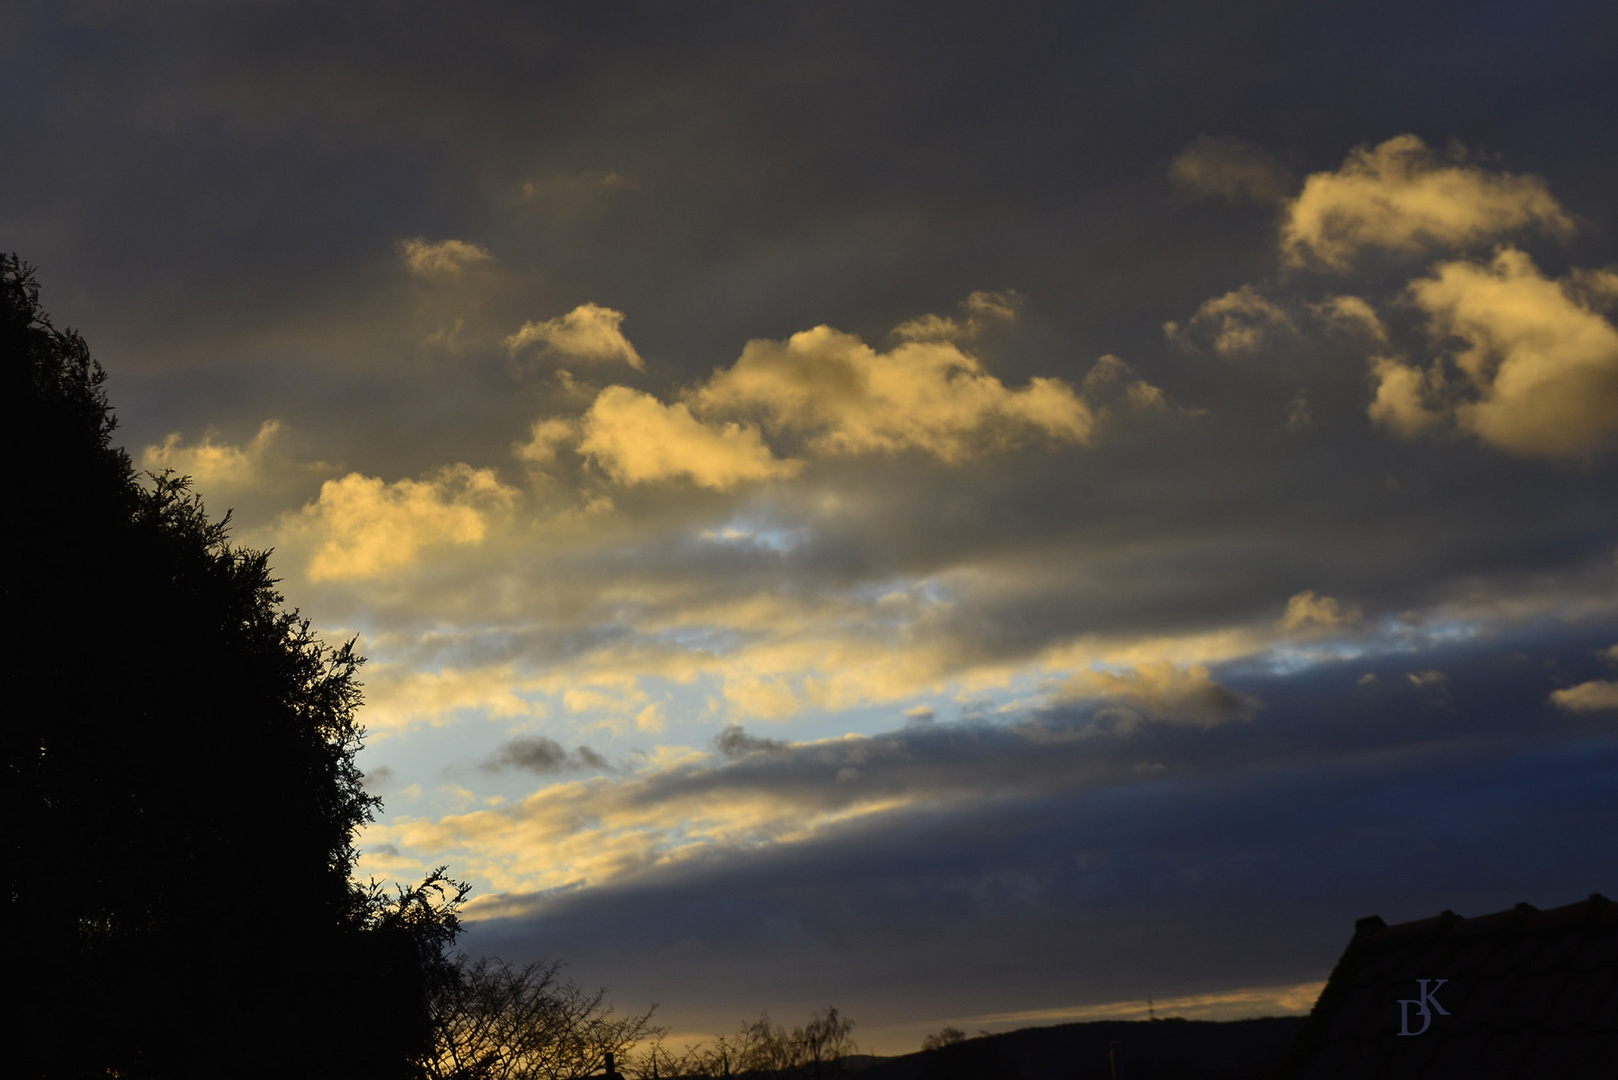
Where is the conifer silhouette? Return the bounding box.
[3,254,466,1080]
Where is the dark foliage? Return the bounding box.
[2,254,466,1079]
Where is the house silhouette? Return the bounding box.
[1280,893,1617,1078]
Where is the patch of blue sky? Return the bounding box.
[1239,615,1490,680]
[697,514,812,553]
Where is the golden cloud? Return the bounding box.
[400,237,494,277]
[362,661,547,733]
[1366,355,1445,438]
[506,303,644,369]
[1059,662,1257,726]
[1279,590,1363,632]
[1281,135,1572,270]
[292,464,520,581]
[1165,285,1294,356]
[1404,248,1618,458]
[1313,294,1388,342]
[377,755,921,900]
[692,325,1093,462]
[141,419,283,489]
[578,386,803,489]
[1550,680,1618,713]
[891,289,1021,342]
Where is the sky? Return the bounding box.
[7,0,1618,1055]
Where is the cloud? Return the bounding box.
[400,237,494,277]
[714,725,791,758]
[485,735,611,774]
[1169,136,1295,205]
[578,386,803,489]
[1165,285,1293,356]
[976,980,1325,1025]
[360,662,546,732]
[1366,355,1446,439]
[513,417,582,465]
[1281,135,1573,270]
[1550,680,1618,713]
[1407,670,1448,688]
[1059,662,1257,726]
[1279,590,1363,632]
[141,419,283,488]
[290,464,519,581]
[506,303,644,369]
[1313,294,1388,342]
[1081,354,1170,412]
[892,290,1021,343]
[692,325,1093,462]
[1403,248,1618,458]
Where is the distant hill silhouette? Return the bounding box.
[850,1017,1306,1080]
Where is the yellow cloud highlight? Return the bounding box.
[141,420,282,488]
[1281,135,1572,270]
[1165,285,1293,356]
[579,386,803,489]
[891,290,1020,342]
[1550,680,1618,713]
[376,753,923,903]
[400,237,493,277]
[1315,294,1388,341]
[1280,590,1363,632]
[1059,662,1256,726]
[360,662,547,733]
[973,981,1325,1025]
[1367,356,1445,438]
[514,417,581,464]
[693,325,1093,462]
[506,303,644,369]
[1406,248,1618,458]
[293,464,519,581]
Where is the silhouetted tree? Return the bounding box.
[632,1008,858,1080]
[3,254,466,1079]
[426,956,662,1080]
[920,1027,967,1052]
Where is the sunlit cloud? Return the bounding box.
[400,237,494,277]
[1164,284,1294,356]
[360,661,548,733]
[692,324,1095,462]
[141,419,284,488]
[579,386,802,489]
[1550,680,1618,713]
[286,464,520,581]
[1170,135,1296,205]
[1280,134,1573,270]
[1057,662,1258,727]
[891,289,1021,342]
[973,981,1325,1025]
[1402,249,1618,458]
[1279,590,1363,633]
[506,303,645,369]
